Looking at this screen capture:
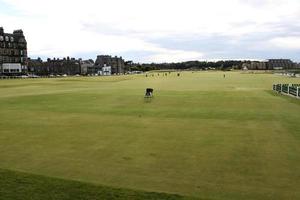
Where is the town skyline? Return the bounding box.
[1,0,300,63]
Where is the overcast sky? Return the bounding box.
[1,0,300,63]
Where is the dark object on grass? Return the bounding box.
[177,73,180,76]
[145,88,154,98]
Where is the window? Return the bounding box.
[5,36,9,41]
[10,37,14,42]
[0,36,3,41]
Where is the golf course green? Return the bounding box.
[0,71,300,200]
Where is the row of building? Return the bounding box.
[1,27,300,76]
[242,59,298,70]
[27,55,126,76]
[0,27,126,76]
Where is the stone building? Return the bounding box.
[267,59,295,70]
[27,57,81,75]
[80,59,95,75]
[242,59,296,70]
[94,55,125,74]
[0,27,27,75]
[27,57,43,74]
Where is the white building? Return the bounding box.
[1,63,23,73]
[102,65,112,76]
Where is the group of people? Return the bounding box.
[145,72,181,77]
[145,72,226,78]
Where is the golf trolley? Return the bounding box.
[145,88,154,98]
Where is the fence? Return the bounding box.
[273,83,300,98]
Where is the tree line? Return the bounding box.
[128,60,251,72]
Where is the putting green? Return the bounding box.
[0,71,300,200]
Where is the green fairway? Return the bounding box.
[0,169,194,200]
[0,71,300,200]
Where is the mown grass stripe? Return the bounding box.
[0,169,197,200]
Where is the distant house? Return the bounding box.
[241,59,296,70]
[80,59,95,75]
[242,61,268,70]
[102,65,112,76]
[267,59,295,70]
[27,57,43,74]
[242,63,249,70]
[94,55,125,74]
[27,57,81,75]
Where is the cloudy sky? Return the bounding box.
[1,0,300,63]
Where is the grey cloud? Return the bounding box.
[78,12,300,62]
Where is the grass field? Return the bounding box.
[0,168,193,200]
[0,71,300,200]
